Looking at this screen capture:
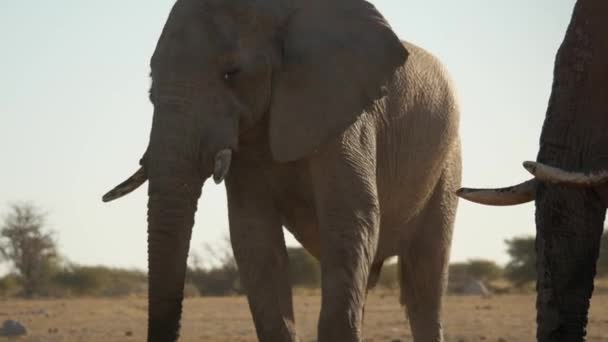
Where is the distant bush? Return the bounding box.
[187,239,242,296]
[376,262,398,289]
[0,203,59,298]
[504,236,536,287]
[183,282,201,298]
[187,264,242,296]
[51,265,146,297]
[287,247,320,288]
[448,259,504,294]
[187,245,322,296]
[0,274,20,298]
[0,265,147,298]
[465,259,503,282]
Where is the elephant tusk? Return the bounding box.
[102,167,148,202]
[523,161,608,186]
[213,149,232,184]
[456,179,537,206]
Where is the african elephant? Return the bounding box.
[458,1,608,341]
[103,0,461,341]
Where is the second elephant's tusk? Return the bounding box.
[102,167,148,203]
[523,161,608,186]
[213,149,232,184]
[456,179,537,206]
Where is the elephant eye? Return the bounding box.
[223,67,240,82]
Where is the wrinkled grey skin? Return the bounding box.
[108,0,461,341]
[534,2,608,341]
[458,1,608,341]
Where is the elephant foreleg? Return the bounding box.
[309,123,380,342]
[226,169,298,342]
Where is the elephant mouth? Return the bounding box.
[102,148,233,203]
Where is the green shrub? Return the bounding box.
[52,265,146,297]
[0,274,20,298]
[287,247,320,288]
[376,262,398,289]
[187,265,241,296]
[466,259,503,281]
[504,236,536,286]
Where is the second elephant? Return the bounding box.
[104,0,462,341]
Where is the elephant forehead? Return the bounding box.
[152,3,246,59]
[175,0,259,39]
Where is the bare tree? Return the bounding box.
[0,203,57,297]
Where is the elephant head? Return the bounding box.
[458,1,608,340]
[103,0,405,340]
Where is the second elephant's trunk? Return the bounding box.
[535,185,605,341]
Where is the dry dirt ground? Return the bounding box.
[2,293,608,341]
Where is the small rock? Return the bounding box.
[0,320,27,337]
[33,309,50,317]
[125,330,133,337]
[497,338,507,342]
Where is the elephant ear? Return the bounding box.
[269,0,407,162]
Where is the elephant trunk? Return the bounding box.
[534,1,608,340]
[145,103,204,342]
[535,185,605,341]
[146,185,200,341]
[102,86,237,341]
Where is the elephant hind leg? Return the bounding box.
[398,170,458,342]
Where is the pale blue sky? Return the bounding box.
[0,1,575,271]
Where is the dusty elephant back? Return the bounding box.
[376,41,461,225]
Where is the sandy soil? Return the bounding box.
[1,293,608,341]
